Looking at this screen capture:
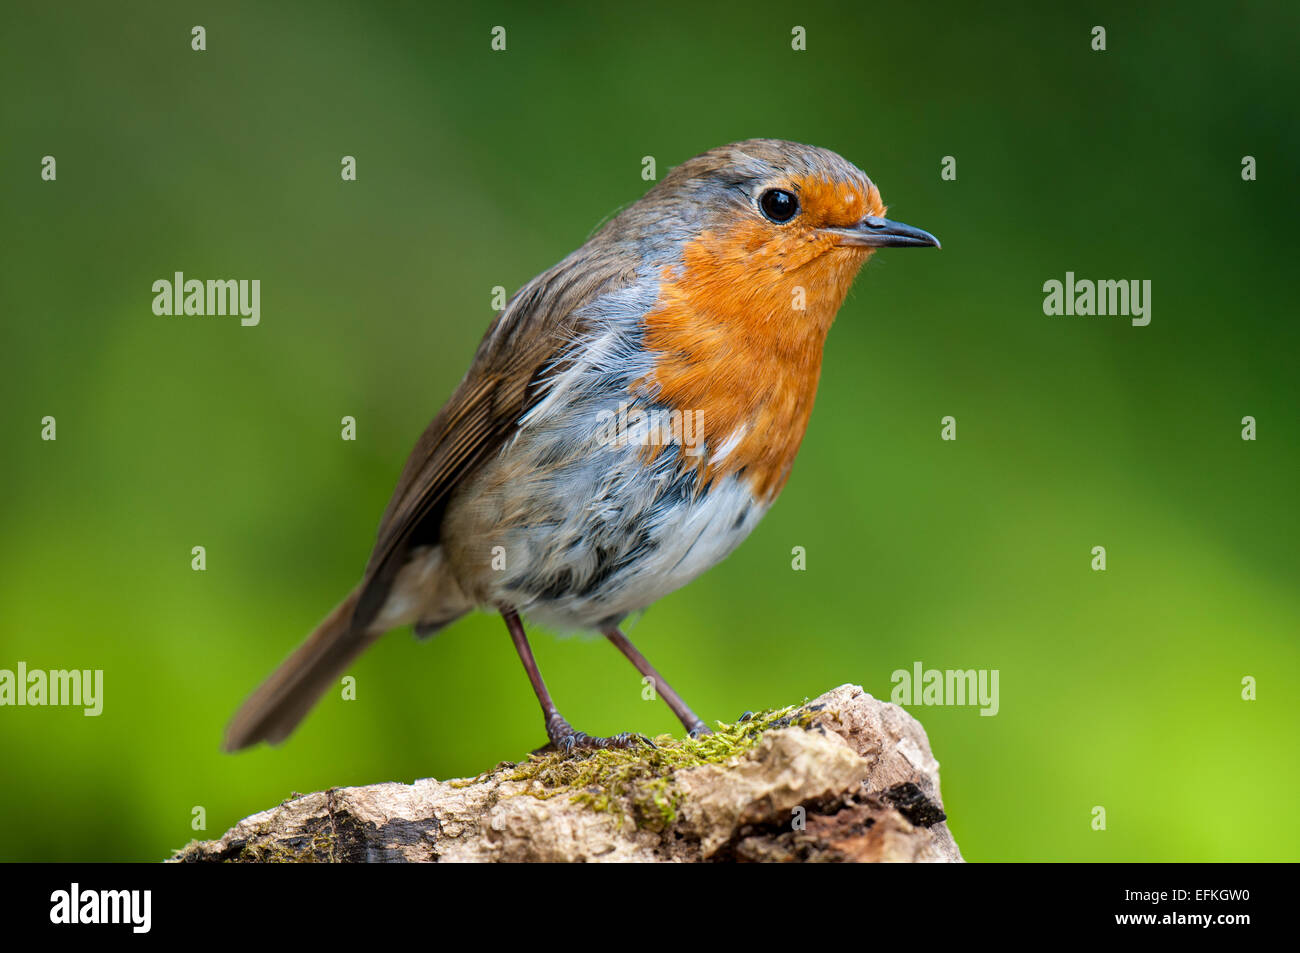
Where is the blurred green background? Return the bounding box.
[2,0,1297,862]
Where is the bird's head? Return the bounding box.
[610,140,941,500]
[628,139,939,336]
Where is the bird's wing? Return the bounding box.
[351,243,638,633]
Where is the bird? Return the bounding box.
[223,139,939,754]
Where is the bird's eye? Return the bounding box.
[759,188,799,224]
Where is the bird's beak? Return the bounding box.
[831,216,941,249]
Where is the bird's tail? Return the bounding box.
[223,586,379,752]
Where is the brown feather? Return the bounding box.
[351,243,638,632]
[223,587,377,750]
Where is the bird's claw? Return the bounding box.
[538,721,654,755]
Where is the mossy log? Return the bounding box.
[172,684,962,863]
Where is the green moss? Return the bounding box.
[503,702,818,829]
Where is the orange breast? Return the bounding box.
[635,220,872,502]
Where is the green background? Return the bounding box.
[2,1,1296,862]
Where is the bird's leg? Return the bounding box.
[500,608,647,752]
[602,626,711,737]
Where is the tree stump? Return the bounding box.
[172,684,962,863]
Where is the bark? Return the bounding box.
[172,684,962,863]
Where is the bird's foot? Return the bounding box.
[686,719,713,738]
[535,714,654,755]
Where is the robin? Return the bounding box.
[224,139,939,753]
